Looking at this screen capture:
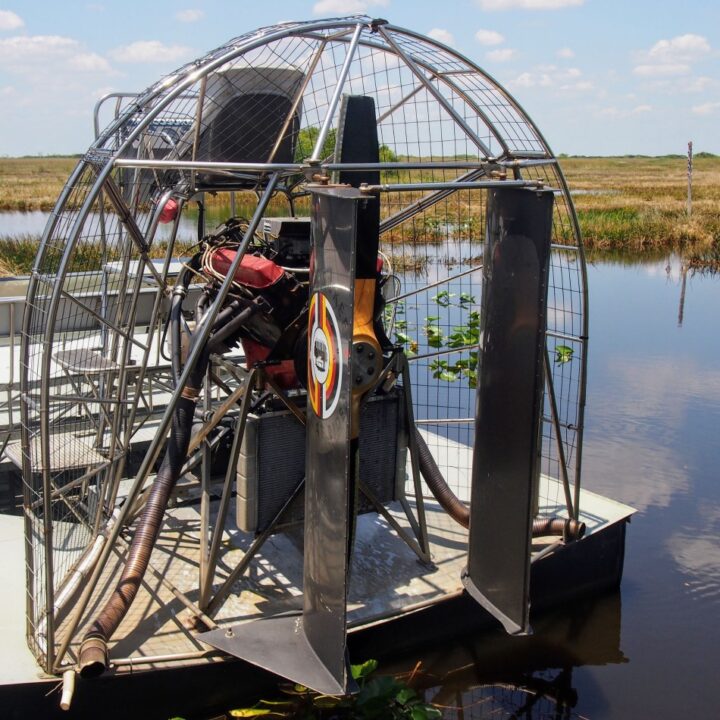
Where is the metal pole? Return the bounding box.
[363,180,539,193]
[199,363,212,603]
[267,39,327,163]
[199,369,257,609]
[310,23,364,162]
[190,75,208,193]
[687,140,693,217]
[543,349,575,520]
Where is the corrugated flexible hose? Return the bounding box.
[413,428,585,540]
[78,369,207,678]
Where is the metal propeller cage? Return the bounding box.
[18,16,588,672]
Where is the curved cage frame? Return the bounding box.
[18,16,588,673]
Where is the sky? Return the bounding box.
[0,0,718,157]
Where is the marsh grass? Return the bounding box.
[1,154,718,263]
[0,234,198,276]
[0,157,79,211]
[561,155,720,251]
[0,234,44,275]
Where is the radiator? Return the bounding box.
[236,388,406,533]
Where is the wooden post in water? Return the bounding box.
[687,141,693,217]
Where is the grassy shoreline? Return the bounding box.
[1,155,718,257]
[559,155,720,253]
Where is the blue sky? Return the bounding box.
[1,0,718,156]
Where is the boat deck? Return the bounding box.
[0,430,634,685]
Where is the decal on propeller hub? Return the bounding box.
[308,292,342,418]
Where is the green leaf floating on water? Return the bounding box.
[555,344,574,363]
[351,658,379,681]
[432,290,455,306]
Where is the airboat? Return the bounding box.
[0,15,633,714]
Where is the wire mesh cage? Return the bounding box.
[19,16,588,672]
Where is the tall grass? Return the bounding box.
[0,234,199,277]
[1,155,718,261]
[0,157,79,211]
[561,155,720,251]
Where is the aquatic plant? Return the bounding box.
[199,659,443,719]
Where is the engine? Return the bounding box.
[190,215,392,389]
[194,216,312,388]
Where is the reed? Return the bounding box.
[560,154,720,251]
[0,156,79,211]
[1,154,718,263]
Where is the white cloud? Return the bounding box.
[598,104,652,119]
[513,72,534,88]
[477,0,583,9]
[633,63,690,77]
[0,9,23,30]
[0,85,15,97]
[509,64,587,90]
[428,28,454,46]
[0,34,76,60]
[486,48,516,62]
[634,34,711,78]
[68,52,113,73]
[0,34,116,75]
[313,0,388,14]
[175,9,204,23]
[559,80,593,91]
[109,40,193,64]
[556,47,574,58]
[685,76,713,93]
[599,106,620,119]
[647,33,710,62]
[692,101,720,116]
[475,28,504,46]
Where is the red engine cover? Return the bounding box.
[242,338,299,389]
[209,248,284,289]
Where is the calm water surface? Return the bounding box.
[383,256,720,719]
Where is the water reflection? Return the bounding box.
[0,210,49,236]
[583,354,720,511]
[387,593,625,719]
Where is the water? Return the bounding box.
[2,211,718,717]
[384,256,720,719]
